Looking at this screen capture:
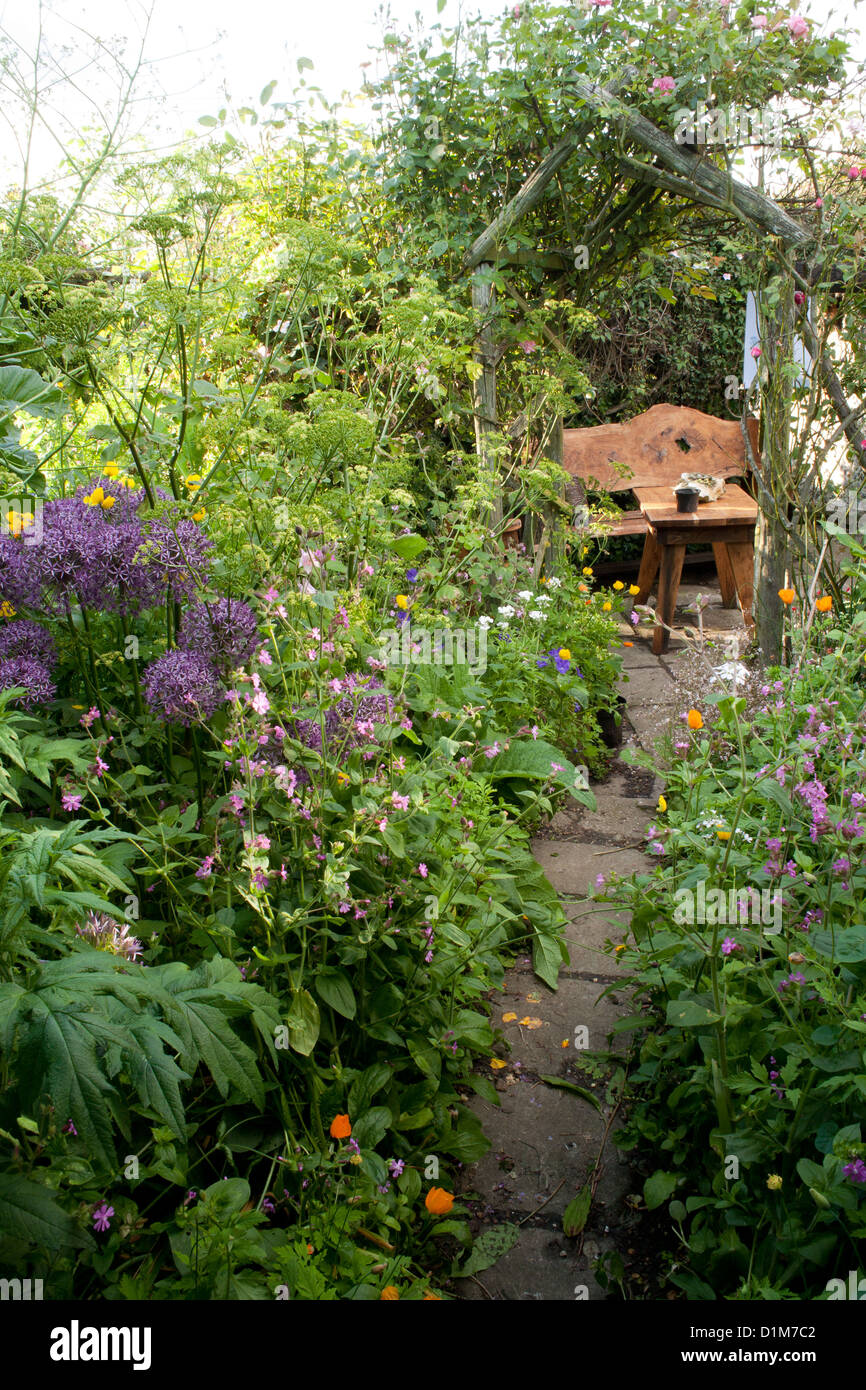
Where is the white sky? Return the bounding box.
[0,0,863,185]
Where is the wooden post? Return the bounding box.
[471,264,503,531]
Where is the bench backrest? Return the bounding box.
[561,404,759,493]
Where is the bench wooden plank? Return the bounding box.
[562,404,758,493]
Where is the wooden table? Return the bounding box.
[632,483,759,654]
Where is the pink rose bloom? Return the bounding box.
[652,76,676,94]
[787,14,809,38]
[751,345,762,359]
[848,166,860,179]
[813,197,823,208]
[751,13,768,28]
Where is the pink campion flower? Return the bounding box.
[377,818,388,832]
[195,855,215,879]
[92,1203,114,1234]
[418,862,429,878]
[787,13,809,38]
[279,863,288,881]
[80,706,101,728]
[392,793,410,811]
[814,197,823,208]
[531,725,539,739]
[93,756,108,778]
[518,339,538,354]
[484,741,501,759]
[394,755,406,771]
[721,937,740,956]
[62,792,82,812]
[651,76,676,93]
[328,678,344,695]
[229,794,245,813]
[254,834,271,851]
[257,647,272,666]
[263,586,279,603]
[249,690,270,715]
[550,762,563,773]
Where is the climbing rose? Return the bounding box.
[787,14,809,39]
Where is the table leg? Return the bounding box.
[653,542,686,655]
[635,530,661,603]
[712,542,737,608]
[725,540,755,632]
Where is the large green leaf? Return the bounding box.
[459,1223,520,1277]
[491,738,595,808]
[0,365,65,419]
[286,989,321,1057]
[0,1173,92,1250]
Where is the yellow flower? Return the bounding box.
[628,585,640,596]
[602,601,612,611]
[192,508,206,522]
[716,830,731,841]
[100,495,115,510]
[185,474,202,490]
[349,1153,363,1166]
[558,648,571,661]
[84,486,105,507]
[582,566,593,576]
[395,594,409,611]
[815,595,832,612]
[502,1012,517,1022]
[766,1174,783,1191]
[6,509,23,535]
[687,709,703,730]
[561,1039,569,1048]
[614,943,627,953]
[0,600,15,619]
[657,795,667,813]
[613,581,624,591]
[103,462,120,478]
[336,771,350,785]
[120,475,137,489]
[489,1058,507,1070]
[380,1286,400,1300]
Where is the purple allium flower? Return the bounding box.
[178,598,260,672]
[75,911,142,962]
[143,650,223,726]
[0,656,56,708]
[92,1202,114,1234]
[0,619,57,667]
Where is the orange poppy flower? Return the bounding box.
[778,588,795,605]
[815,595,832,612]
[687,709,703,730]
[424,1187,455,1216]
[380,1286,400,1300]
[329,1113,352,1140]
[623,640,634,647]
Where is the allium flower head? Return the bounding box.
[178,598,260,671]
[75,911,142,962]
[0,619,57,668]
[143,649,224,726]
[0,656,56,708]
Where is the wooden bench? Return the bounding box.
[561,404,760,652]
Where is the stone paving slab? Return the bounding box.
[458,1226,616,1301]
[533,840,649,897]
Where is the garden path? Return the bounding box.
[457,579,746,1299]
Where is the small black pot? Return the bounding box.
[675,485,700,514]
[598,694,627,749]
